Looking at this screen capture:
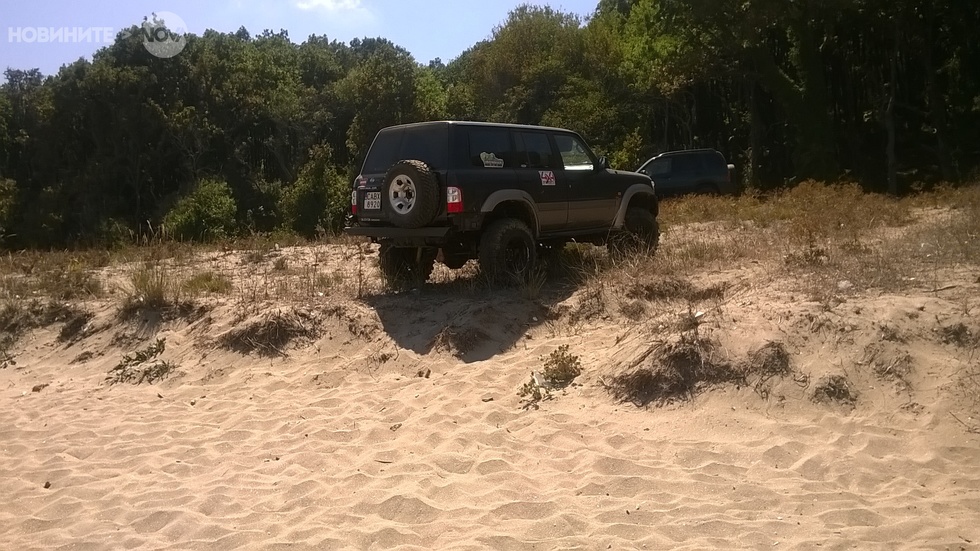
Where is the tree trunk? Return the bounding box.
[749,81,764,189]
[920,13,956,182]
[886,18,899,196]
[750,28,839,182]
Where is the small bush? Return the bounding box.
[163,178,238,242]
[519,345,583,408]
[106,338,176,385]
[541,345,583,387]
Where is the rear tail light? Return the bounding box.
[447,187,463,214]
[350,190,358,215]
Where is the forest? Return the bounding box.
[1,0,978,248]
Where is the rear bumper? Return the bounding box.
[344,225,451,246]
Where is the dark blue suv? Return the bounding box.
[636,149,736,197]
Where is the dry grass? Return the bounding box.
[219,309,321,357]
[606,331,741,407]
[664,180,913,242]
[120,263,183,318]
[745,342,793,399]
[812,375,859,406]
[431,324,489,358]
[183,271,234,296]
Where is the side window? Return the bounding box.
[468,128,514,169]
[672,154,701,172]
[515,132,554,169]
[554,134,595,171]
[646,158,671,176]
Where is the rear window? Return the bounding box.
[361,125,448,174]
[701,151,726,169]
[362,130,403,174]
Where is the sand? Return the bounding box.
[1,242,979,550]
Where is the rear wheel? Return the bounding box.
[479,219,537,281]
[378,244,436,285]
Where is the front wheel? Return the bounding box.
[479,219,538,282]
[610,208,660,256]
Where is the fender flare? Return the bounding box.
[480,190,541,236]
[612,185,658,229]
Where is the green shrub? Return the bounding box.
[280,144,351,237]
[163,178,238,242]
[0,179,17,243]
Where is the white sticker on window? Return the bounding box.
[539,170,556,186]
[480,152,504,168]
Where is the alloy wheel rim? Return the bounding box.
[389,175,417,214]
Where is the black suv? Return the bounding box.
[344,121,659,281]
[635,149,736,197]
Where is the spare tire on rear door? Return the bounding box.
[384,160,439,229]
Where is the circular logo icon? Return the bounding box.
[141,11,188,59]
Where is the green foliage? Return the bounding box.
[0,3,978,248]
[163,178,238,242]
[542,344,583,387]
[279,144,350,236]
[610,129,646,171]
[0,179,16,241]
[519,344,583,408]
[336,42,421,160]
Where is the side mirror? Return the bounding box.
[596,156,610,170]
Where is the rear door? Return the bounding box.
[514,131,567,231]
[670,153,703,194]
[454,126,519,215]
[554,133,618,230]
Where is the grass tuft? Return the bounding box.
[183,271,233,295]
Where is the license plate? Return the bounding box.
[364,192,381,210]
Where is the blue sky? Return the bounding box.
[1,0,599,76]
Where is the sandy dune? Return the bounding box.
[2,240,979,550]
